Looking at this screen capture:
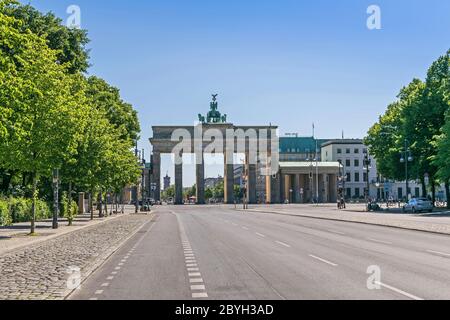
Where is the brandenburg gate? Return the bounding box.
[150,95,279,205]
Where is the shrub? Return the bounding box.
[61,192,78,226]
[0,199,12,226]
[9,197,51,223]
[9,197,31,223]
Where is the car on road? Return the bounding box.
[403,198,433,213]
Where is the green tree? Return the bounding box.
[1,0,90,74]
[0,11,88,233]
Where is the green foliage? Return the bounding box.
[7,197,50,223]
[365,49,450,200]
[1,0,90,73]
[0,199,11,226]
[162,185,175,200]
[61,192,78,225]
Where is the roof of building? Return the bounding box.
[321,139,364,147]
[279,161,342,169]
[279,137,331,153]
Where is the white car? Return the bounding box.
[403,198,433,213]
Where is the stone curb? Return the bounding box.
[237,208,450,236]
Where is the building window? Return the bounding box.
[363,172,368,182]
[354,172,360,182]
[363,148,368,154]
[354,159,360,167]
[337,148,342,154]
[346,159,351,167]
[354,148,360,154]
[346,188,351,198]
[346,173,351,182]
[355,188,360,197]
[346,148,351,154]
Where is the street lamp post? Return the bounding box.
[400,139,413,201]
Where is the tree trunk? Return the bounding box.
[30,173,37,235]
[98,191,103,218]
[431,181,436,207]
[421,179,427,198]
[68,182,73,226]
[445,181,450,209]
[89,191,94,220]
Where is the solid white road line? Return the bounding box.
[426,249,450,257]
[275,241,291,248]
[375,281,424,300]
[367,238,392,245]
[191,285,206,290]
[309,254,338,267]
[255,232,266,238]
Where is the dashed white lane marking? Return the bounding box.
[242,226,249,230]
[191,285,206,290]
[111,271,118,275]
[367,238,392,245]
[173,210,208,299]
[95,290,103,295]
[309,254,338,267]
[101,283,109,287]
[275,240,291,248]
[106,276,114,280]
[375,281,424,300]
[232,223,238,226]
[255,232,266,238]
[189,272,201,277]
[426,249,450,257]
[114,267,121,270]
[89,297,98,300]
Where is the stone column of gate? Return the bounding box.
[223,152,235,204]
[246,152,257,204]
[293,174,300,203]
[323,174,329,203]
[174,156,183,205]
[196,152,205,204]
[153,151,161,202]
[280,172,286,203]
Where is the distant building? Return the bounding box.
[163,173,171,191]
[204,176,223,189]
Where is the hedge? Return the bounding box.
[0,197,52,226]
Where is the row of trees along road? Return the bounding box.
[0,0,141,233]
[365,50,450,207]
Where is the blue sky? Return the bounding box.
[26,0,450,186]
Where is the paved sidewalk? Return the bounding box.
[0,205,141,256]
[0,212,152,300]
[240,204,450,235]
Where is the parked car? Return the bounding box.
[403,198,433,213]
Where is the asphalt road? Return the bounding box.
[69,205,450,300]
